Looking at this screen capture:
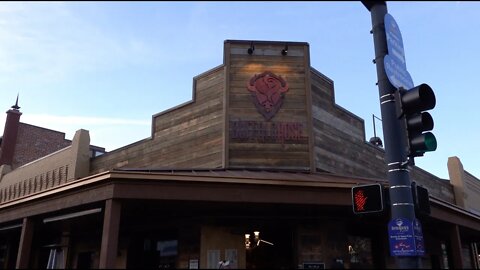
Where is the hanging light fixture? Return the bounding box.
[244,230,274,249]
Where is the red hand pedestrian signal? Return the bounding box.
[352,184,384,214]
[354,189,368,211]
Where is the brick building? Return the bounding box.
[0,101,105,171]
[0,40,478,269]
[7,123,72,169]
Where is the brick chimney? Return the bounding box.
[0,96,22,166]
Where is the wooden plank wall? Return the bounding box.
[311,68,387,178]
[311,68,454,203]
[88,39,454,203]
[411,166,454,204]
[90,66,225,173]
[226,41,312,171]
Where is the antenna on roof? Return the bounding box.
[11,93,20,110]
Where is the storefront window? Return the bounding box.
[46,248,64,269]
[157,240,178,269]
[441,243,449,269]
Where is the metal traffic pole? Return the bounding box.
[361,1,420,268]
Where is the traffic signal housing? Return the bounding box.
[411,182,431,216]
[395,84,437,158]
[352,183,384,214]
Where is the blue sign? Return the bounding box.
[385,13,406,66]
[384,13,414,90]
[384,55,414,90]
[413,218,425,256]
[388,218,416,256]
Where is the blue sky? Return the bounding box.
[0,1,478,180]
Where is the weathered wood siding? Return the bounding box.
[411,166,454,204]
[310,67,454,202]
[90,66,225,173]
[89,39,454,204]
[226,41,312,171]
[311,68,387,178]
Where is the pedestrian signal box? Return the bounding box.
[352,183,384,214]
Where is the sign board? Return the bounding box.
[384,55,414,90]
[388,218,416,256]
[413,218,425,256]
[157,240,178,256]
[302,262,325,269]
[384,13,414,90]
[189,259,199,269]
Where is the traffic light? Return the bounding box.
[411,182,431,216]
[352,184,384,214]
[395,84,437,158]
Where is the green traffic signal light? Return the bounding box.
[410,131,437,154]
[424,132,437,151]
[395,83,437,158]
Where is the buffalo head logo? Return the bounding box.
[247,71,289,121]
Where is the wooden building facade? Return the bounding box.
[0,40,479,269]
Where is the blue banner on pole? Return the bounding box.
[413,218,425,256]
[388,218,416,256]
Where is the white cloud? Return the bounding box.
[22,114,150,126]
[0,2,156,86]
[0,113,151,151]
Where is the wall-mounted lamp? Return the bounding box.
[281,44,288,56]
[253,231,260,245]
[245,234,251,249]
[248,42,255,55]
[245,230,273,249]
